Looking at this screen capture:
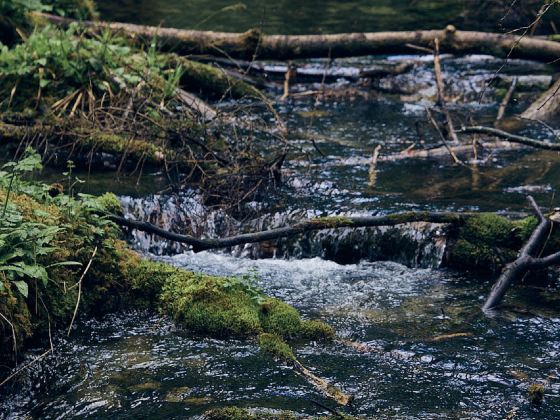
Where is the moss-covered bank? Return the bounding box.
[0,165,332,366]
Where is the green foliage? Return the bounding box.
[0,149,130,356]
[0,148,80,298]
[42,0,97,20]
[0,0,53,31]
[0,24,182,113]
[0,0,96,44]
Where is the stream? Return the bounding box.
[2,1,560,419]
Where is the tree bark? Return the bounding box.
[35,13,560,62]
[521,78,560,122]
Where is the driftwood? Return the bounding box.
[292,359,352,406]
[483,197,560,311]
[109,212,470,252]
[176,88,217,121]
[459,126,560,151]
[521,78,560,122]
[432,39,460,144]
[35,13,560,62]
[378,140,520,162]
[202,59,414,84]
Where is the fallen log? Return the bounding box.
[109,211,470,252]
[483,197,560,311]
[35,13,560,62]
[0,122,167,166]
[458,126,560,151]
[378,140,520,162]
[520,77,560,122]
[198,59,414,83]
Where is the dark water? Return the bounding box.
[3,3,560,419]
[95,0,558,35]
[96,0,463,34]
[2,258,560,418]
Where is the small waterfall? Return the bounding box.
[119,192,239,255]
[119,194,449,268]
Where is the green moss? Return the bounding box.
[308,216,353,228]
[159,272,263,337]
[259,299,302,339]
[447,214,533,273]
[528,383,545,405]
[81,132,166,164]
[0,277,32,354]
[512,216,539,241]
[204,406,355,420]
[170,55,263,99]
[460,213,514,245]
[300,319,335,340]
[204,407,297,420]
[258,333,296,362]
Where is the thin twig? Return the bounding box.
[68,246,97,336]
[496,77,517,121]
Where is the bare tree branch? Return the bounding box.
[109,212,471,252]
[458,126,560,150]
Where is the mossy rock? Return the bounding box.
[446,214,547,273]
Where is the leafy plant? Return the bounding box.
[0,148,81,297]
[0,23,184,118]
[222,268,265,304]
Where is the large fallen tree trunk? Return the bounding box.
[109,211,470,252]
[35,13,560,62]
[483,197,560,311]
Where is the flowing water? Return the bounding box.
[3,2,560,419]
